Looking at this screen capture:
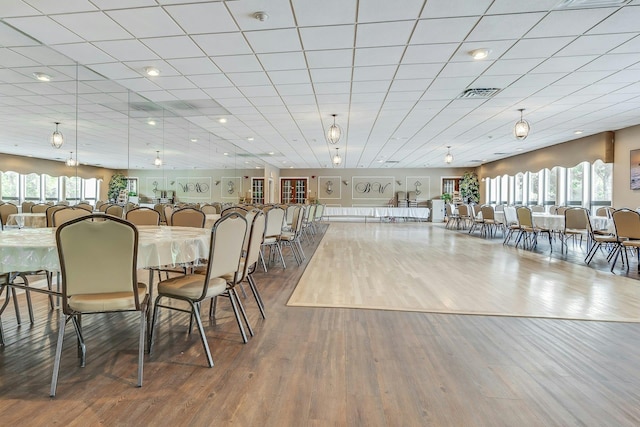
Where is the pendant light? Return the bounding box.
[65,151,76,167]
[154,150,162,167]
[50,122,64,148]
[444,146,453,164]
[332,147,342,166]
[514,108,530,141]
[327,114,342,144]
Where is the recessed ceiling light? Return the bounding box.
[33,72,51,82]
[574,130,583,135]
[516,148,523,151]
[147,119,156,126]
[289,166,293,169]
[247,137,254,141]
[469,48,491,60]
[144,66,160,77]
[223,152,229,156]
[218,118,227,124]
[254,11,269,22]
[190,138,198,142]
[377,160,384,163]
[268,152,275,155]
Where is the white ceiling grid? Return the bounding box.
[0,0,638,170]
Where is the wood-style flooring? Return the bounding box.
[1,221,639,426]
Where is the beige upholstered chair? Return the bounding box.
[45,205,66,227]
[502,206,520,245]
[201,204,217,215]
[51,214,148,397]
[280,206,305,265]
[149,212,248,367]
[595,207,609,217]
[556,206,569,215]
[610,209,640,272]
[314,204,325,222]
[396,191,407,208]
[153,203,166,224]
[261,206,286,271]
[163,205,174,225]
[480,205,498,237]
[21,201,35,214]
[530,205,545,213]
[171,207,205,228]
[0,203,18,229]
[457,205,471,230]
[31,203,49,214]
[105,204,124,218]
[75,203,93,212]
[584,211,618,266]
[515,206,553,250]
[407,191,417,208]
[561,208,589,250]
[126,207,161,226]
[98,203,110,212]
[284,204,297,229]
[52,207,91,226]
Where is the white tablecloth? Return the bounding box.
[0,225,210,273]
[324,207,430,219]
[494,212,613,233]
[6,213,46,228]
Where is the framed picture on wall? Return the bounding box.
[631,149,640,190]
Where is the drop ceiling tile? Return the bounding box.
[310,68,352,83]
[227,0,296,31]
[52,42,115,64]
[389,79,433,92]
[305,49,353,69]
[52,12,130,41]
[150,75,196,90]
[526,8,618,39]
[503,37,575,59]
[142,36,204,60]
[588,5,640,34]
[0,0,40,17]
[192,33,253,56]
[451,40,517,62]
[487,0,565,14]
[0,48,39,67]
[292,0,357,26]
[226,71,271,87]
[313,82,351,94]
[275,83,314,95]
[358,0,424,22]
[350,92,386,104]
[579,53,640,72]
[386,91,423,102]
[240,85,278,97]
[531,55,598,74]
[356,21,414,48]
[354,46,405,67]
[167,57,220,75]
[555,70,617,85]
[401,43,458,65]
[610,35,640,54]
[203,87,244,99]
[94,39,159,62]
[353,65,397,81]
[411,17,479,44]
[484,58,545,75]
[90,0,157,9]
[299,25,355,51]
[5,16,83,44]
[468,13,545,42]
[556,33,635,57]
[106,7,184,38]
[421,0,492,18]
[429,76,475,90]
[258,52,307,71]
[164,2,238,34]
[124,60,179,77]
[211,55,263,73]
[246,28,302,53]
[396,63,444,79]
[439,61,493,78]
[89,62,141,79]
[268,70,311,85]
[252,97,284,107]
[112,77,161,92]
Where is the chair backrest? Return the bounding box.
[31,203,49,213]
[245,211,266,270]
[445,203,453,216]
[264,206,285,238]
[292,206,305,235]
[516,207,533,227]
[396,191,406,201]
[56,214,142,313]
[221,206,249,216]
[98,203,110,212]
[201,204,217,215]
[200,212,247,296]
[494,204,505,212]
[46,205,66,227]
[0,203,18,228]
[564,207,588,231]
[95,201,106,211]
[472,204,481,215]
[503,206,518,225]
[556,206,569,215]
[595,207,608,217]
[531,205,545,213]
[57,200,70,206]
[285,205,297,226]
[171,207,205,228]
[126,207,161,226]
[612,209,640,240]
[52,207,92,226]
[163,206,174,225]
[315,204,325,220]
[22,201,35,213]
[305,204,316,223]
[548,205,559,214]
[75,203,93,212]
[105,205,124,218]
[407,191,416,201]
[480,205,495,221]
[458,205,469,216]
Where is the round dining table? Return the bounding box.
[6,213,47,228]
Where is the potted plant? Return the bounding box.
[107,172,127,203]
[460,171,480,204]
[441,192,453,203]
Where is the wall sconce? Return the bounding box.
[244,176,249,179]
[342,180,348,186]
[311,175,316,179]
[227,180,235,194]
[215,180,220,186]
[325,180,333,194]
[396,180,401,186]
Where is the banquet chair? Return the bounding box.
[126,207,161,226]
[610,209,640,272]
[556,206,569,215]
[98,203,111,212]
[302,204,316,241]
[150,212,248,367]
[45,205,66,227]
[584,211,619,266]
[261,206,286,271]
[201,204,217,215]
[515,206,553,250]
[457,205,471,230]
[530,205,545,213]
[284,204,297,229]
[595,207,609,217]
[315,204,325,222]
[445,203,459,229]
[480,205,498,237]
[171,208,205,228]
[0,202,18,230]
[21,201,35,213]
[51,214,148,397]
[280,206,306,265]
[75,203,93,212]
[407,191,417,208]
[52,207,91,226]
[396,191,407,208]
[31,203,49,214]
[105,204,124,218]
[502,206,520,245]
[561,208,589,251]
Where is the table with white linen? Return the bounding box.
[494,211,614,233]
[204,214,221,229]
[6,213,46,228]
[323,207,430,221]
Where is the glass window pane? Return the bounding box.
[514,173,524,205]
[44,175,59,201]
[567,163,586,205]
[24,173,40,200]
[528,171,539,205]
[591,160,612,211]
[544,168,557,206]
[65,176,81,202]
[1,171,19,201]
[83,178,97,200]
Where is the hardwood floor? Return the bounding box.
[1,222,639,426]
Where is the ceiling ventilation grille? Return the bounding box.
[554,0,631,9]
[457,88,501,99]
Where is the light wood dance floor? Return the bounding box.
[288,222,640,322]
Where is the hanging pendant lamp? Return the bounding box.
[332,147,342,165]
[51,122,64,149]
[65,151,76,167]
[514,108,530,141]
[154,150,162,167]
[444,146,453,164]
[327,114,342,144]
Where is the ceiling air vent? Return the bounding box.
[457,88,501,99]
[554,0,631,9]
[385,160,400,164]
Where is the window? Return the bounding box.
[64,176,81,202]
[489,177,497,204]
[500,175,509,205]
[514,173,524,205]
[24,173,41,201]
[252,178,264,204]
[543,168,557,207]
[84,178,98,201]
[591,160,612,212]
[1,171,19,201]
[281,178,307,204]
[567,162,586,206]
[44,175,60,201]
[528,171,539,205]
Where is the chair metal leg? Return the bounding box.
[227,288,250,343]
[137,308,146,387]
[50,314,67,397]
[18,274,35,324]
[11,288,21,325]
[148,295,162,353]
[188,300,214,368]
[259,248,268,273]
[70,315,86,367]
[247,275,266,319]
